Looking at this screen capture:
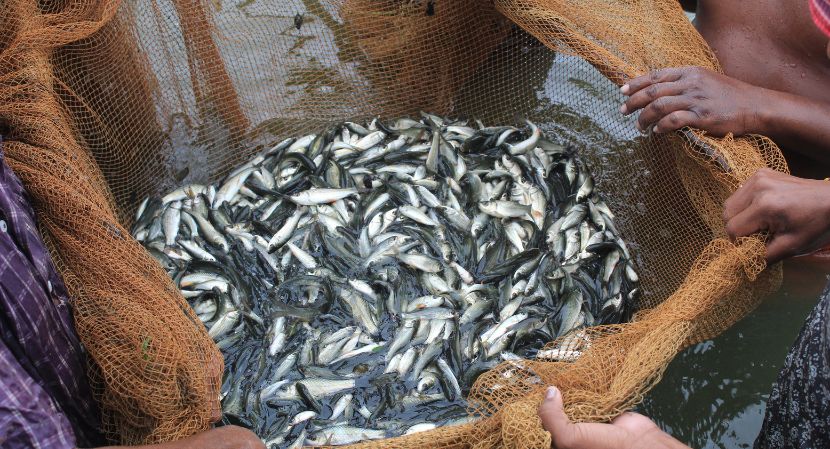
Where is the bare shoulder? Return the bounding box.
[694,0,830,102]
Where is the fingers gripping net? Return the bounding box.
[0,0,783,446]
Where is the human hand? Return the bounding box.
[724,168,830,263]
[620,66,767,136]
[538,386,689,449]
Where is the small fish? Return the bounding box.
[505,121,540,155]
[268,317,287,356]
[399,205,438,226]
[395,253,442,273]
[268,209,304,251]
[208,310,239,339]
[290,188,358,205]
[305,426,386,446]
[162,201,182,246]
[478,200,531,219]
[271,378,356,402]
[286,242,317,269]
[404,423,437,435]
[141,115,638,441]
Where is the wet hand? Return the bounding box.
[724,168,830,263]
[620,66,765,136]
[538,386,689,449]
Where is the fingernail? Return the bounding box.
[620,84,630,94]
[653,125,660,133]
[619,104,627,115]
[546,386,558,400]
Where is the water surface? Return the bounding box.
[640,258,830,448]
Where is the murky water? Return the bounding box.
[144,4,830,445]
[640,258,830,448]
[454,21,830,447]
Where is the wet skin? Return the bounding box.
[649,0,830,178]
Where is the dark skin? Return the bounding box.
[724,168,830,263]
[538,3,830,446]
[622,0,830,177]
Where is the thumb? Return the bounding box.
[538,386,569,433]
[538,386,580,449]
[538,386,630,449]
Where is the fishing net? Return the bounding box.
[0,0,786,446]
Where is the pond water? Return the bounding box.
[154,4,830,446]
[640,258,830,448]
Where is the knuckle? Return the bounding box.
[649,70,661,82]
[667,112,684,127]
[645,85,659,100]
[757,192,780,211]
[754,172,773,188]
[688,69,702,82]
[650,97,666,114]
[755,191,770,206]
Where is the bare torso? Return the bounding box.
[691,0,830,177]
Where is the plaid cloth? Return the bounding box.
[811,0,830,37]
[0,142,103,448]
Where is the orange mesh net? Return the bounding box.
[0,0,785,446]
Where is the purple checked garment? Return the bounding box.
[0,145,104,448]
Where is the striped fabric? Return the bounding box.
[811,0,830,37]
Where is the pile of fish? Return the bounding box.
[133,114,639,448]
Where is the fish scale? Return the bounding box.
[135,115,639,447]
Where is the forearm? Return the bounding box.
[753,89,830,164]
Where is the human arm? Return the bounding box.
[619,67,830,164]
[538,386,690,449]
[723,168,830,262]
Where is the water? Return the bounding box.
[640,258,830,448]
[146,4,830,445]
[455,25,830,446]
